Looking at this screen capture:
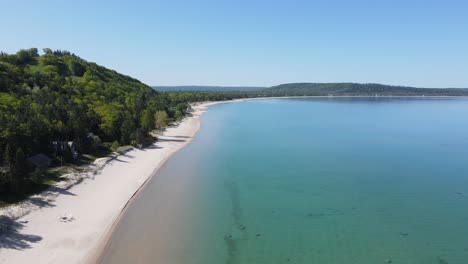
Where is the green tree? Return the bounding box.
[3,144,12,173]
[111,141,120,152]
[14,147,26,178]
[175,109,183,119]
[69,61,86,77]
[141,107,155,133]
[154,110,168,129]
[134,128,145,147]
[120,117,135,144]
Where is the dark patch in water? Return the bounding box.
[224,179,242,226]
[224,179,249,264]
[307,208,344,218]
[437,256,449,264]
[224,235,240,264]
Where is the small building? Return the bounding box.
[53,141,79,161]
[27,153,53,170]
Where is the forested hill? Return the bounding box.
[263,83,468,96]
[0,48,190,197]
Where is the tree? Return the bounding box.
[110,141,120,152]
[134,128,145,147]
[14,147,26,178]
[141,107,155,133]
[155,110,168,129]
[175,103,187,119]
[3,144,12,173]
[0,145,3,165]
[70,61,86,77]
[175,109,183,120]
[120,117,135,144]
[16,48,38,66]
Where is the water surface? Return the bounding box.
[101,98,468,264]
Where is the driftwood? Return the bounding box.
[58,213,74,223]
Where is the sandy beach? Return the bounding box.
[0,102,219,264]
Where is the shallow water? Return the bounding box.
[101,98,468,264]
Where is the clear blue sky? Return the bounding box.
[1,0,467,87]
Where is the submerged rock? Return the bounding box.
[437,256,448,264]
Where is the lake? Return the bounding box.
[100,98,468,264]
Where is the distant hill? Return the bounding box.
[153,86,266,92]
[262,83,468,96]
[154,83,468,96]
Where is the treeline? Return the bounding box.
[158,83,468,103]
[0,48,190,197]
[263,83,468,96]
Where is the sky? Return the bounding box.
[1,0,467,87]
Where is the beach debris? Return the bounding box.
[18,219,29,224]
[59,213,75,222]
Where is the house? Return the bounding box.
[26,153,53,170]
[52,141,79,160]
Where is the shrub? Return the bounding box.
[110,141,120,152]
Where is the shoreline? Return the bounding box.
[89,100,230,263]
[0,95,466,263]
[0,101,222,264]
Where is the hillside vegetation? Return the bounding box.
[263,83,468,96]
[0,48,189,199]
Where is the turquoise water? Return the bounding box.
[101,98,468,264]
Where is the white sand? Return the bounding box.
[0,103,218,264]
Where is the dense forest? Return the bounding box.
[156,83,468,100]
[0,48,191,198]
[262,83,468,96]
